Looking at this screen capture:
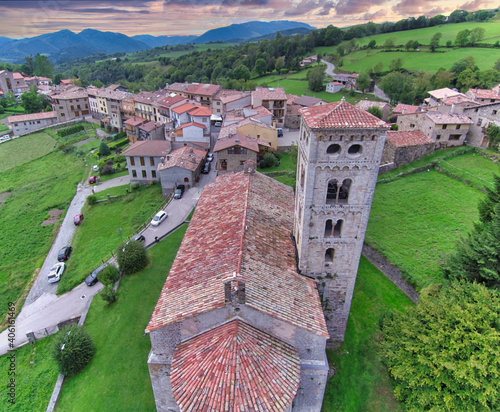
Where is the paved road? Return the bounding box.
[321,59,335,77]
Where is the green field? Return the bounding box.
[57,226,187,412]
[341,47,500,73]
[0,132,57,173]
[57,184,164,295]
[0,333,60,411]
[323,257,413,412]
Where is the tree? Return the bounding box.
[275,56,284,72]
[367,106,382,119]
[307,65,325,92]
[405,40,413,51]
[381,281,500,411]
[478,174,500,223]
[448,9,469,23]
[494,58,500,72]
[429,32,442,52]
[451,55,478,75]
[383,38,395,49]
[99,142,111,157]
[367,39,376,49]
[456,68,479,91]
[356,72,370,92]
[117,240,148,275]
[469,27,485,45]
[388,58,403,72]
[374,62,384,74]
[52,326,95,377]
[99,264,120,286]
[233,64,250,81]
[379,72,415,104]
[253,58,267,77]
[20,86,43,113]
[455,29,471,47]
[34,53,54,78]
[411,40,419,51]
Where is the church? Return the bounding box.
[146,100,389,411]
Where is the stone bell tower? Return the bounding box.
[294,99,389,347]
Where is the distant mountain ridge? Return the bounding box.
[0,20,315,64]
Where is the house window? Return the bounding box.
[327,144,341,154]
[436,135,441,140]
[327,178,352,205]
[220,159,227,170]
[324,220,333,237]
[150,157,155,166]
[456,125,460,129]
[132,170,137,178]
[140,157,145,166]
[142,170,147,178]
[70,106,74,110]
[449,134,461,140]
[184,177,189,183]
[410,123,415,128]
[333,220,343,238]
[240,160,245,165]
[325,248,335,265]
[151,170,156,178]
[493,110,497,115]
[130,157,135,166]
[228,147,247,154]
[442,124,447,129]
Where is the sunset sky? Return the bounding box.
[0,0,494,39]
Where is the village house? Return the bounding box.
[397,111,473,148]
[426,87,464,106]
[390,103,421,122]
[466,88,500,104]
[325,81,345,94]
[165,82,221,109]
[156,145,206,196]
[155,94,189,125]
[223,105,273,126]
[94,87,132,132]
[146,165,329,411]
[355,100,391,122]
[124,116,148,143]
[0,71,29,97]
[463,101,500,148]
[212,89,251,117]
[330,73,359,89]
[381,130,435,170]
[122,140,171,184]
[213,132,271,174]
[138,121,164,141]
[219,117,278,151]
[48,87,89,122]
[134,90,169,123]
[286,95,326,129]
[300,55,318,67]
[251,86,287,126]
[7,111,58,136]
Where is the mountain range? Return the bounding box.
[0,21,314,64]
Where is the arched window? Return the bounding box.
[338,179,352,203]
[326,180,339,204]
[327,179,352,205]
[300,166,305,188]
[327,144,341,155]
[334,220,343,237]
[348,144,362,155]
[325,248,335,264]
[324,219,333,237]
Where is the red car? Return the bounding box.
[74,214,84,225]
[89,176,98,184]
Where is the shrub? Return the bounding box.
[87,195,97,205]
[260,152,278,168]
[57,142,73,153]
[57,124,84,138]
[117,240,148,275]
[100,285,117,304]
[99,142,111,156]
[101,165,114,175]
[99,264,120,286]
[130,182,140,191]
[52,326,95,377]
[0,106,4,114]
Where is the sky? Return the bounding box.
[0,0,494,39]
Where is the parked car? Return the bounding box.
[89,176,98,184]
[48,262,65,283]
[92,165,99,172]
[151,210,168,226]
[85,262,108,286]
[173,185,185,199]
[122,233,146,251]
[74,213,84,225]
[201,161,211,174]
[277,128,283,137]
[214,121,222,127]
[57,246,73,262]
[206,153,214,162]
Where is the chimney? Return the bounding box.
[451,103,456,114]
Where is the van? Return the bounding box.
[277,128,283,137]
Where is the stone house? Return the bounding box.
[124,116,148,143]
[139,121,164,141]
[426,87,463,106]
[165,82,222,109]
[355,100,391,121]
[427,95,479,114]
[48,87,89,122]
[300,55,318,67]
[213,132,271,174]
[122,140,171,184]
[397,111,473,148]
[219,117,278,152]
[466,88,500,104]
[285,95,326,129]
[390,103,420,122]
[251,87,287,126]
[463,101,500,148]
[381,130,435,170]
[224,105,273,127]
[146,167,329,411]
[212,89,251,117]
[7,111,58,136]
[157,145,206,196]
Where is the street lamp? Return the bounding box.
[118,227,122,244]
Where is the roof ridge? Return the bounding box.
[236,174,251,278]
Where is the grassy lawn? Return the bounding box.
[92,184,131,200]
[341,47,499,73]
[367,169,483,290]
[0,123,8,133]
[57,225,187,412]
[0,151,85,320]
[57,184,164,295]
[97,169,129,183]
[0,131,57,173]
[0,332,61,412]
[323,257,413,412]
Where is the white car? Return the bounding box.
[48,262,65,283]
[92,165,99,172]
[151,210,167,227]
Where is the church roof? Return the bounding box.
[146,171,328,338]
[171,319,300,412]
[301,100,389,129]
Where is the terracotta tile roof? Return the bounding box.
[301,100,389,129]
[287,104,302,115]
[176,121,205,129]
[427,87,462,100]
[140,121,162,132]
[225,105,272,123]
[188,106,212,116]
[213,132,263,152]
[7,111,57,123]
[355,100,389,111]
[95,88,131,101]
[441,95,478,106]
[146,171,328,337]
[167,82,221,97]
[157,145,206,172]
[134,90,169,104]
[13,72,24,80]
[393,103,420,114]
[218,117,275,139]
[157,94,186,108]
[286,94,299,105]
[467,88,500,100]
[172,102,198,114]
[50,87,88,100]
[293,95,325,107]
[124,116,147,126]
[328,81,344,85]
[252,86,287,101]
[214,89,251,104]
[386,131,434,147]
[122,140,171,157]
[171,320,300,412]
[425,112,473,124]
